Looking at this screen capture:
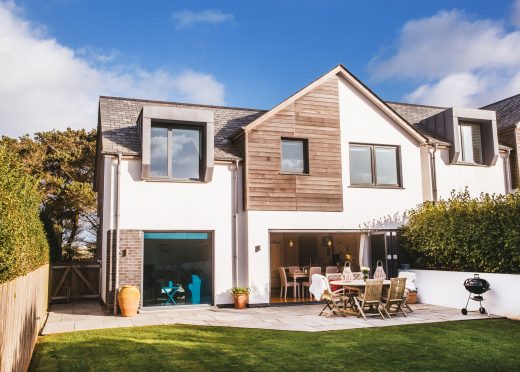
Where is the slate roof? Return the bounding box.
[385,102,451,145]
[98,96,266,160]
[98,96,510,161]
[481,93,520,131]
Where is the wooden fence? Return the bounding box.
[0,264,49,372]
[50,262,100,303]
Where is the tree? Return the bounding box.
[1,129,97,261]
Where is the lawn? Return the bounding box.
[30,319,520,372]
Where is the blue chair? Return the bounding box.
[188,275,201,304]
[161,281,180,305]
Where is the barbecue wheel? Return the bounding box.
[461,308,468,315]
[479,307,486,314]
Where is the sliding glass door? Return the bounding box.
[143,232,213,307]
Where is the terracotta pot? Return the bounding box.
[234,294,248,309]
[118,285,140,317]
[407,291,418,304]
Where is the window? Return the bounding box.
[281,138,309,174]
[349,144,400,187]
[150,123,202,180]
[459,122,483,164]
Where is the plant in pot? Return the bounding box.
[407,288,418,304]
[230,287,250,309]
[361,266,370,280]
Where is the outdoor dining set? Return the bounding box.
[279,263,416,320]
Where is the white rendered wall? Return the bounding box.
[106,158,238,305]
[435,149,508,199]
[246,77,426,304]
[411,269,520,319]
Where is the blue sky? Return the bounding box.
[1,0,520,135]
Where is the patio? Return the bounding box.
[42,300,499,334]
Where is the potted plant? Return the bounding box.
[230,287,250,309]
[361,266,370,280]
[407,288,418,304]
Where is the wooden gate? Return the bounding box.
[50,262,100,303]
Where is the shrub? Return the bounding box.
[0,144,49,283]
[399,190,520,274]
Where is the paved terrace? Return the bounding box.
[42,301,498,334]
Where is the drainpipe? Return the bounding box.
[113,152,122,315]
[232,159,240,288]
[502,149,512,194]
[429,144,438,202]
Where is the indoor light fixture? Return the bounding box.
[289,239,294,248]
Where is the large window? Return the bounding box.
[281,138,309,174]
[459,122,483,164]
[150,123,202,179]
[143,232,212,307]
[349,144,400,187]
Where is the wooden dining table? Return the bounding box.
[330,279,391,315]
[287,271,309,298]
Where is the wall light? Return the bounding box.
[289,239,294,248]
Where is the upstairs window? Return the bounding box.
[459,122,483,164]
[349,144,401,187]
[281,138,309,174]
[150,123,202,180]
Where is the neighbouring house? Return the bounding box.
[94,65,512,310]
[481,94,520,191]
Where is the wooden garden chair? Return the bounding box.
[352,279,385,320]
[382,277,408,318]
[315,275,346,317]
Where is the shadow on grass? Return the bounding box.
[29,319,520,372]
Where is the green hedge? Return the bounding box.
[0,144,49,283]
[399,190,520,274]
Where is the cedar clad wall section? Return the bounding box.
[245,76,343,211]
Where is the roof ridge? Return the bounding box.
[99,95,268,113]
[481,92,520,109]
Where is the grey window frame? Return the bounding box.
[458,121,483,164]
[280,137,310,175]
[349,143,402,188]
[150,121,204,181]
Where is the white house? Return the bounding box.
[94,65,512,310]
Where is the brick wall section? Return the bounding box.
[104,229,143,311]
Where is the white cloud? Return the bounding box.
[370,8,520,107]
[171,9,234,29]
[0,2,226,137]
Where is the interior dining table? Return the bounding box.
[287,271,309,298]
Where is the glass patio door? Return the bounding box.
[143,232,212,307]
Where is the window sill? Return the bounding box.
[349,185,404,190]
[452,162,488,167]
[279,172,311,176]
[145,177,205,183]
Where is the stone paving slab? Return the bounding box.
[41,301,500,335]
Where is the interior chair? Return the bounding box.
[287,266,301,273]
[278,267,299,299]
[381,277,408,318]
[325,266,338,274]
[352,279,385,320]
[187,275,201,304]
[301,266,321,298]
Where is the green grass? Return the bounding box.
[30,319,520,372]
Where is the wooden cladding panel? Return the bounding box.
[246,76,343,211]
